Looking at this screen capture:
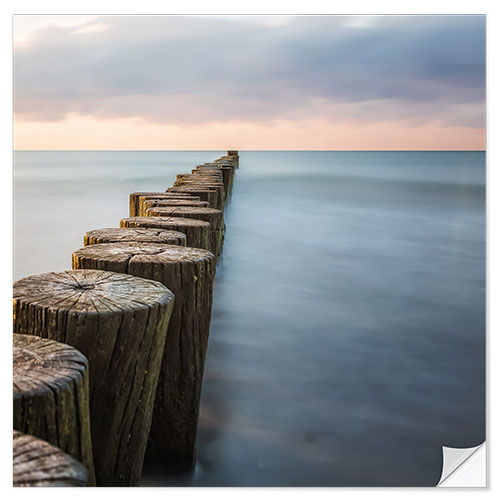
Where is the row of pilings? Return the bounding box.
[13,151,239,487]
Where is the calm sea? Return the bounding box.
[13,151,486,486]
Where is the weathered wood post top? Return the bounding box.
[84,227,187,247]
[13,431,88,487]
[121,216,211,251]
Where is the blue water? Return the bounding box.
[13,151,486,486]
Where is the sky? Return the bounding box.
[13,15,486,150]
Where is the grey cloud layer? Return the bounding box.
[15,15,485,126]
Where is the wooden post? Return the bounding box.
[173,180,224,191]
[13,431,88,487]
[130,192,201,217]
[188,170,222,176]
[120,216,210,251]
[13,270,175,486]
[144,207,224,257]
[173,183,223,192]
[219,159,238,170]
[84,227,187,247]
[214,159,237,173]
[178,173,221,182]
[13,334,96,485]
[172,184,225,212]
[191,175,222,181]
[166,187,222,211]
[173,179,224,193]
[191,165,233,199]
[71,243,216,471]
[177,185,225,211]
[137,194,202,217]
[140,199,209,216]
[226,150,239,168]
[219,167,234,199]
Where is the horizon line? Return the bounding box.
[13,149,486,153]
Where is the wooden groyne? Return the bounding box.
[13,151,239,485]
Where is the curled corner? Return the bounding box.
[437,442,486,487]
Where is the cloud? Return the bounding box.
[71,22,110,35]
[14,15,485,128]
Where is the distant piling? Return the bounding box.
[226,151,240,168]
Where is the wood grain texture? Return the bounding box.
[174,179,224,188]
[140,199,209,216]
[183,173,222,179]
[173,182,224,192]
[172,184,225,211]
[13,430,88,487]
[192,165,222,170]
[192,165,232,198]
[144,207,224,257]
[13,334,95,485]
[13,270,175,486]
[120,216,210,251]
[137,195,201,217]
[177,174,222,181]
[179,173,221,180]
[71,243,216,471]
[84,227,187,247]
[130,192,200,217]
[166,187,222,210]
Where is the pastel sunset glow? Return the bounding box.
[14,15,486,150]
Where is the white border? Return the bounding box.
[2,1,497,496]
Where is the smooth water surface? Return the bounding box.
[14,151,486,486]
